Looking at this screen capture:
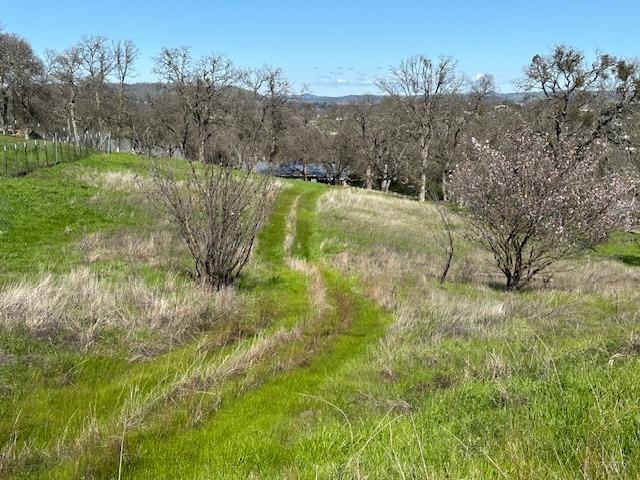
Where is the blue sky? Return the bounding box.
[2,1,639,95]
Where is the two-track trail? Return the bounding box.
[124,182,390,479]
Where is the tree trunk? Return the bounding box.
[0,88,8,131]
[198,139,205,163]
[268,136,278,169]
[505,267,522,291]
[381,163,390,193]
[441,169,448,201]
[365,164,373,190]
[419,172,427,202]
[117,83,125,139]
[439,247,453,284]
[69,100,78,143]
[419,142,429,202]
[94,89,103,135]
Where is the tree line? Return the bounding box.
[2,26,640,290]
[2,28,639,195]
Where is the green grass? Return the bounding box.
[597,231,640,266]
[1,154,640,478]
[302,188,640,478]
[0,154,390,479]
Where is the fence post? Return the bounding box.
[2,145,6,176]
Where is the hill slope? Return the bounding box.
[0,154,639,478]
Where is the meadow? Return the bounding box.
[0,153,639,479]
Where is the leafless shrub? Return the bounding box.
[450,130,639,290]
[430,191,455,284]
[147,160,278,290]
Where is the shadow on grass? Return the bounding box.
[486,280,509,292]
[486,279,543,293]
[615,255,640,267]
[237,272,285,291]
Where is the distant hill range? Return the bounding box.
[291,92,540,105]
[121,83,539,105]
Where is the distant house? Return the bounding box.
[5,128,44,140]
[255,161,349,183]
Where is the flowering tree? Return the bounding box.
[449,131,638,290]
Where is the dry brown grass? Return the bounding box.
[550,259,640,295]
[318,189,462,235]
[320,187,640,296]
[283,196,300,256]
[284,195,328,314]
[79,170,142,191]
[317,186,640,398]
[78,229,180,266]
[286,258,328,315]
[174,327,303,402]
[0,268,244,352]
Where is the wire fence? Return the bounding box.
[0,135,95,177]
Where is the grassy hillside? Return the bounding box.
[0,154,639,478]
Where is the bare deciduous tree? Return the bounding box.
[232,66,291,170]
[0,31,44,134]
[378,55,464,201]
[432,74,495,200]
[78,35,115,134]
[350,97,395,190]
[113,39,138,139]
[248,66,291,168]
[284,105,323,181]
[154,48,243,163]
[323,120,358,185]
[450,130,638,290]
[430,192,455,284]
[147,159,278,290]
[47,46,83,140]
